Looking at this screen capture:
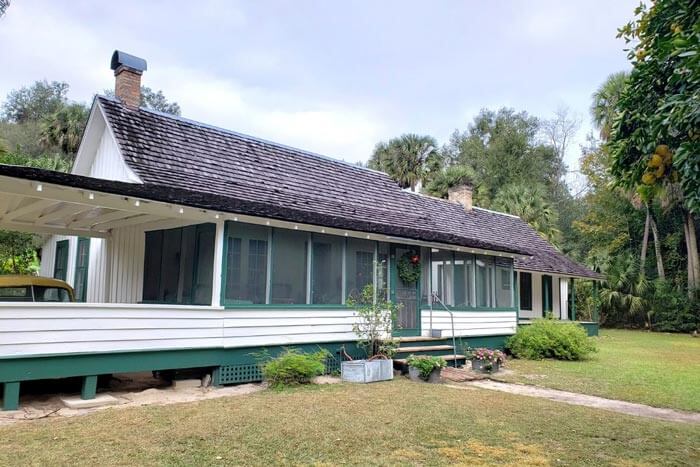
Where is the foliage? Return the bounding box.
[506,319,597,360]
[591,71,629,141]
[1,80,69,123]
[260,348,328,387]
[40,103,89,154]
[611,0,700,214]
[0,0,8,18]
[598,253,650,327]
[492,183,561,244]
[406,354,446,379]
[369,134,441,191]
[423,164,475,198]
[346,284,400,359]
[0,230,40,274]
[396,250,421,284]
[648,280,699,332]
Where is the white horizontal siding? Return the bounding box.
[421,310,517,337]
[0,303,359,358]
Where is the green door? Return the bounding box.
[390,245,421,336]
[53,240,69,281]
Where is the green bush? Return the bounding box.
[261,349,328,387]
[506,319,596,360]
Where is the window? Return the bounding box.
[454,253,473,307]
[431,249,454,305]
[0,286,32,301]
[346,238,375,300]
[34,286,71,302]
[475,256,494,308]
[142,223,216,305]
[271,229,308,304]
[73,238,90,302]
[495,259,513,308]
[542,274,553,313]
[225,224,269,305]
[519,272,532,310]
[311,234,344,304]
[53,240,69,281]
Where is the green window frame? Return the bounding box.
[542,274,553,313]
[53,239,69,281]
[73,237,90,302]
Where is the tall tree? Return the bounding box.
[369,134,441,191]
[1,80,69,123]
[541,105,580,169]
[591,72,628,141]
[611,0,700,293]
[40,103,89,155]
[492,183,561,244]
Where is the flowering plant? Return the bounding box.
[467,347,506,371]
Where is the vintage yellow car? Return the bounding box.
[0,275,75,302]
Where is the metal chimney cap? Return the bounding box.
[110,50,147,72]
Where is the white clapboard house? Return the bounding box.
[0,51,601,410]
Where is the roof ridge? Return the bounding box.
[472,206,521,218]
[97,95,390,179]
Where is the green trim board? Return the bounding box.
[2,382,20,411]
[53,239,69,281]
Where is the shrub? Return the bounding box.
[506,320,596,360]
[406,355,446,379]
[261,349,328,387]
[649,280,700,333]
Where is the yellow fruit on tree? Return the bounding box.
[654,165,665,178]
[662,152,673,165]
[655,145,670,157]
[648,153,663,168]
[642,172,656,185]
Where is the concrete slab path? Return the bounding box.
[448,380,700,424]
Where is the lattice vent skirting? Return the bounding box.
[216,353,365,385]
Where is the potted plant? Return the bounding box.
[406,355,446,382]
[341,284,400,383]
[468,348,506,373]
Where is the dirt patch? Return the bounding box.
[0,373,266,426]
[457,380,700,424]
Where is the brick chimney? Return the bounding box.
[448,184,473,211]
[110,50,147,108]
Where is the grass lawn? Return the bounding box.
[498,329,700,412]
[1,380,698,466]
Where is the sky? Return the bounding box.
[0,0,637,188]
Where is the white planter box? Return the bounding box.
[341,359,393,383]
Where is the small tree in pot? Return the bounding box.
[341,284,400,383]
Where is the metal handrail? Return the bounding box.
[431,292,458,367]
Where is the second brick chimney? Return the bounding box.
[110,50,147,108]
[448,184,473,211]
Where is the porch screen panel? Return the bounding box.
[53,240,69,281]
[519,272,532,310]
[271,229,308,304]
[142,231,163,302]
[495,258,513,308]
[160,228,183,303]
[73,237,90,302]
[192,224,215,305]
[454,252,474,307]
[475,256,494,308]
[377,242,389,302]
[225,223,269,305]
[346,238,375,300]
[431,249,454,306]
[311,233,343,304]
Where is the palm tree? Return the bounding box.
[423,165,476,199]
[492,183,560,245]
[40,103,89,155]
[369,134,441,191]
[599,253,650,327]
[591,71,628,141]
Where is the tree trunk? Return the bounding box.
[685,210,700,296]
[649,216,665,280]
[640,206,650,278]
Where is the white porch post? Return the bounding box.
[211,220,225,307]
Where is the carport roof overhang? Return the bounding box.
[0,166,225,238]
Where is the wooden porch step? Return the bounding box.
[396,345,454,353]
[394,354,466,365]
[397,336,444,343]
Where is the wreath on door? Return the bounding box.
[397,251,421,284]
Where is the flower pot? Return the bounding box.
[471,358,500,373]
[408,366,442,383]
[341,359,393,383]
